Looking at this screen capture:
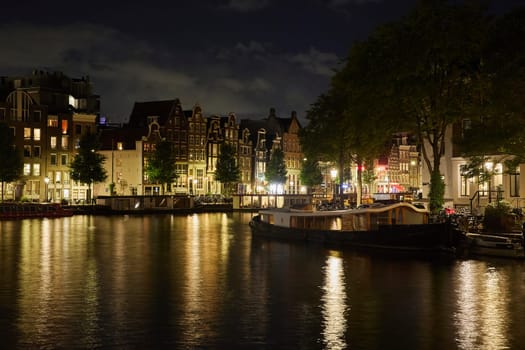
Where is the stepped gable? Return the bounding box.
[126,99,181,129]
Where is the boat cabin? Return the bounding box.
[259,203,429,232]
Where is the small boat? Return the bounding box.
[463,232,525,259]
[0,202,74,220]
[249,202,461,256]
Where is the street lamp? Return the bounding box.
[44,176,49,202]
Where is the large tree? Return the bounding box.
[395,1,488,213]
[145,140,177,194]
[214,143,240,197]
[70,133,107,202]
[265,148,288,193]
[302,31,399,205]
[300,157,323,193]
[330,1,488,213]
[301,91,358,202]
[0,123,23,201]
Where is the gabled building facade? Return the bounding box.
[97,102,304,198]
[0,70,98,202]
[187,105,207,196]
[240,108,303,195]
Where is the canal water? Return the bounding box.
[1,212,525,349]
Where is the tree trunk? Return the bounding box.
[357,161,363,207]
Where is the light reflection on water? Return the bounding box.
[321,252,348,350]
[454,262,510,350]
[1,213,525,348]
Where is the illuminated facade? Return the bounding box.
[240,108,303,195]
[0,71,98,202]
[187,105,207,196]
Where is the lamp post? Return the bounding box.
[44,176,49,202]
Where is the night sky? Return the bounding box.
[1,0,523,123]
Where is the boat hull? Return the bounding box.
[249,216,459,255]
[462,233,525,259]
[0,203,74,220]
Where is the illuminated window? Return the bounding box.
[23,163,31,175]
[24,128,31,140]
[34,128,41,141]
[61,136,68,149]
[48,116,58,127]
[55,171,61,184]
[460,174,470,196]
[63,171,70,185]
[50,136,57,149]
[68,95,78,109]
[61,120,68,134]
[33,163,40,176]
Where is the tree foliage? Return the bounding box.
[145,140,177,194]
[310,1,517,213]
[457,7,525,163]
[266,148,287,185]
[214,143,240,197]
[0,123,23,201]
[383,1,488,214]
[70,133,107,200]
[301,23,401,205]
[300,157,323,191]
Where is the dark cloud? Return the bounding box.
[1,0,521,124]
[0,22,337,122]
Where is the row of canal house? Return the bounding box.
[94,101,304,198]
[1,70,521,213]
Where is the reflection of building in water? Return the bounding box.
[454,262,510,350]
[321,252,348,350]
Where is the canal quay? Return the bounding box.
[1,212,525,349]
